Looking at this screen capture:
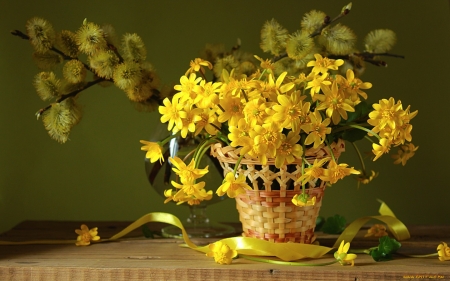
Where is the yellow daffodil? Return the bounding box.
[206,241,238,265]
[139,140,164,164]
[307,53,344,74]
[75,224,100,246]
[292,193,316,207]
[437,242,450,261]
[392,143,418,166]
[364,224,389,238]
[334,240,357,266]
[216,172,252,198]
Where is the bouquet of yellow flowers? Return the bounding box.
[140,3,418,208]
[12,2,417,209]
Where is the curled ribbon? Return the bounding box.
[0,200,410,262]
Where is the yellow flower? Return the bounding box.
[372,138,391,161]
[437,242,450,261]
[173,73,202,104]
[193,80,221,109]
[334,240,357,266]
[292,193,316,207]
[228,118,255,155]
[216,172,252,198]
[305,73,331,98]
[251,122,283,160]
[185,58,213,76]
[344,69,372,100]
[206,241,238,265]
[315,81,355,125]
[392,143,418,166]
[254,55,275,73]
[275,131,303,168]
[243,97,270,125]
[307,53,344,74]
[356,170,378,189]
[218,96,245,127]
[169,157,208,184]
[158,96,186,131]
[171,105,202,138]
[303,110,331,148]
[272,91,310,132]
[364,224,388,238]
[195,108,221,136]
[368,97,405,133]
[322,159,360,184]
[172,180,207,200]
[140,140,164,164]
[163,189,175,204]
[75,224,100,246]
[296,158,329,186]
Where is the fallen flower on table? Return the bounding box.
[75,224,100,246]
[365,224,389,238]
[206,241,238,265]
[334,240,357,266]
[437,242,450,261]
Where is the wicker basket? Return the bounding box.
[210,139,345,243]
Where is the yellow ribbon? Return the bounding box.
[0,201,410,262]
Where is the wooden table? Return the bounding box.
[0,221,449,281]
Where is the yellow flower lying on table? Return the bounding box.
[334,240,357,266]
[437,242,450,261]
[364,224,389,238]
[75,224,100,246]
[206,241,238,265]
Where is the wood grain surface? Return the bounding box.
[0,221,449,281]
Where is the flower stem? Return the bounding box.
[351,142,366,172]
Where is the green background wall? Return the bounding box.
[1,1,449,234]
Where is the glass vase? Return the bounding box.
[144,125,235,238]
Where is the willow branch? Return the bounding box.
[271,5,351,64]
[36,77,107,117]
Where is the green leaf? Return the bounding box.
[321,214,346,234]
[142,224,155,239]
[345,101,371,123]
[341,127,368,142]
[369,236,401,261]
